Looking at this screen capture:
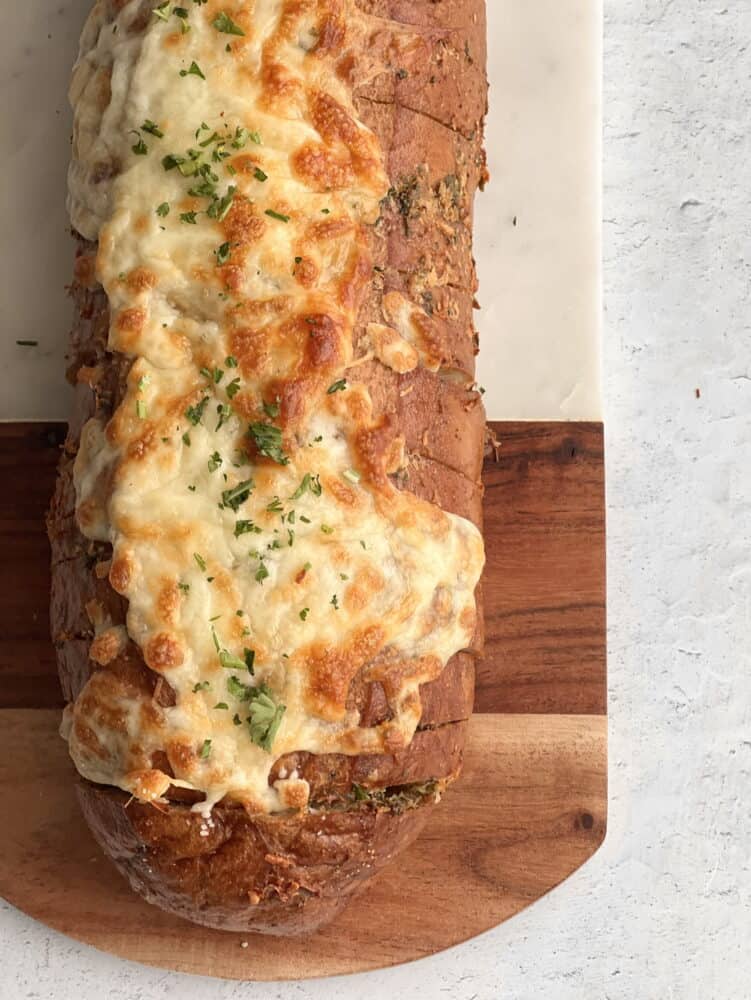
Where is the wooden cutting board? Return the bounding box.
[0,419,606,981]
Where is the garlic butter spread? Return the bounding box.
[66,0,484,814]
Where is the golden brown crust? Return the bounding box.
[53,0,487,934]
[77,779,436,935]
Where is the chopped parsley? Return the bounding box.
[246,684,285,751]
[207,186,236,221]
[15,340,38,347]
[215,402,232,431]
[262,398,280,418]
[343,468,361,484]
[141,119,164,138]
[177,582,190,594]
[225,377,241,399]
[225,355,238,368]
[327,379,347,394]
[214,702,229,710]
[248,422,288,464]
[244,648,255,674]
[231,127,250,149]
[255,562,270,584]
[264,208,290,223]
[215,241,232,265]
[180,61,206,80]
[156,202,170,217]
[132,137,148,156]
[199,739,212,760]
[193,680,210,693]
[299,607,309,621]
[136,400,147,419]
[253,167,268,182]
[330,594,339,610]
[180,211,198,224]
[219,649,247,672]
[194,552,207,571]
[185,396,209,425]
[290,472,322,499]
[227,675,251,699]
[162,153,186,172]
[208,451,223,473]
[221,479,254,511]
[320,524,334,534]
[212,11,245,35]
[234,519,261,537]
[266,497,283,513]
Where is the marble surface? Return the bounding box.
[3,1,751,998]
[1,0,601,421]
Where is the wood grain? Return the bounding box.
[0,420,605,715]
[0,418,606,978]
[0,709,606,981]
[478,422,606,715]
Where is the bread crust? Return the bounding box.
[53,0,487,934]
[77,779,436,934]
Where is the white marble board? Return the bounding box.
[1,0,601,422]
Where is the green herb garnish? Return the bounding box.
[234,519,261,537]
[248,422,288,464]
[141,119,164,138]
[221,479,254,511]
[212,11,245,35]
[185,396,209,425]
[180,61,206,80]
[246,685,285,751]
[215,241,232,265]
[264,209,289,223]
[290,472,322,499]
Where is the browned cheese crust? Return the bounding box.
[51,0,487,934]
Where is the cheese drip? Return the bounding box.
[65,0,485,814]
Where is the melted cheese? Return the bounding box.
[65,0,485,814]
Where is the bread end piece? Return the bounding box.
[77,780,437,935]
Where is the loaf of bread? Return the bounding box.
[49,0,487,935]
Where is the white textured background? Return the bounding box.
[3,1,751,997]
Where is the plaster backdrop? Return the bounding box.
[2,2,750,999]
